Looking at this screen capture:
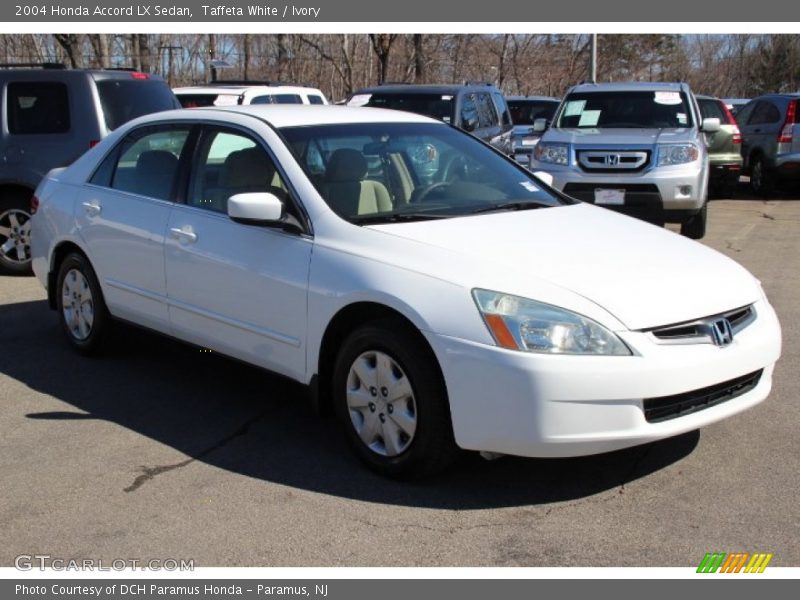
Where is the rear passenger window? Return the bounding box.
[460,94,479,129]
[7,82,70,134]
[477,93,499,128]
[308,95,325,105]
[749,101,781,125]
[109,127,191,201]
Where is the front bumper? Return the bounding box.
[531,159,708,223]
[427,298,781,458]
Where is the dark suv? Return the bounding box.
[736,94,800,196]
[0,64,180,273]
[347,82,513,154]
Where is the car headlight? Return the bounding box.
[533,142,569,165]
[472,289,631,356]
[657,144,699,166]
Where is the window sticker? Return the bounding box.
[563,100,586,117]
[519,181,540,192]
[654,91,682,105]
[677,113,687,125]
[348,94,372,106]
[578,110,601,127]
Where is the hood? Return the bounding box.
[368,203,761,331]
[543,127,698,146]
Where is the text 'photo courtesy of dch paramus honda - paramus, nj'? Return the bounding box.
[30,103,782,477]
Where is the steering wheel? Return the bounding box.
[412,182,451,203]
[439,153,469,183]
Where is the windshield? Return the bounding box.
[508,100,558,125]
[95,79,180,130]
[363,94,455,124]
[280,122,567,224]
[556,91,694,129]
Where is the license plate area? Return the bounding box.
[594,188,625,205]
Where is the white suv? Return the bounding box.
[174,82,328,108]
[530,82,720,239]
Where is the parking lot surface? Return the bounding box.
[1,191,798,567]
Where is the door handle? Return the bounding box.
[81,201,101,217]
[169,227,198,244]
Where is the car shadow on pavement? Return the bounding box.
[3,299,698,510]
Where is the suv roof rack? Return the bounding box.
[463,81,494,87]
[0,62,66,70]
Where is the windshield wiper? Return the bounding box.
[351,212,451,225]
[470,201,552,214]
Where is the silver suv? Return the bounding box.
[0,64,179,273]
[529,82,720,239]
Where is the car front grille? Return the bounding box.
[643,370,763,423]
[647,305,755,345]
[576,149,651,172]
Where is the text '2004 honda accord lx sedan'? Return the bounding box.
[30,105,782,477]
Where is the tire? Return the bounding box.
[332,319,459,478]
[750,155,775,197]
[56,252,112,355]
[0,192,33,275]
[680,203,707,240]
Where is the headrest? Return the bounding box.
[325,148,368,182]
[220,147,275,188]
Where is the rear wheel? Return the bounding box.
[750,155,775,197]
[332,319,459,478]
[0,192,33,274]
[680,204,707,240]
[56,252,111,355]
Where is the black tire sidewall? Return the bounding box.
[332,320,457,478]
[56,253,110,355]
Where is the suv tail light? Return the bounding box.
[30,195,39,215]
[89,140,100,148]
[720,102,742,144]
[778,99,797,144]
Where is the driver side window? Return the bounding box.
[188,129,287,213]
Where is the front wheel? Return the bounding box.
[680,204,707,240]
[56,252,112,355]
[332,320,459,478]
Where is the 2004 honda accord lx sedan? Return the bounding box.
[31,105,782,477]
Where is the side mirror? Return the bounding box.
[701,117,721,133]
[532,171,554,187]
[533,118,548,133]
[462,115,478,132]
[227,192,284,225]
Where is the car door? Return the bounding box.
[164,125,312,381]
[76,124,193,331]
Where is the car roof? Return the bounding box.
[569,81,690,94]
[354,83,497,95]
[174,84,323,95]
[159,104,440,127]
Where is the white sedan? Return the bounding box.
[30,105,782,477]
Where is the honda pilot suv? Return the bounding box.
[530,82,720,239]
[0,64,179,273]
